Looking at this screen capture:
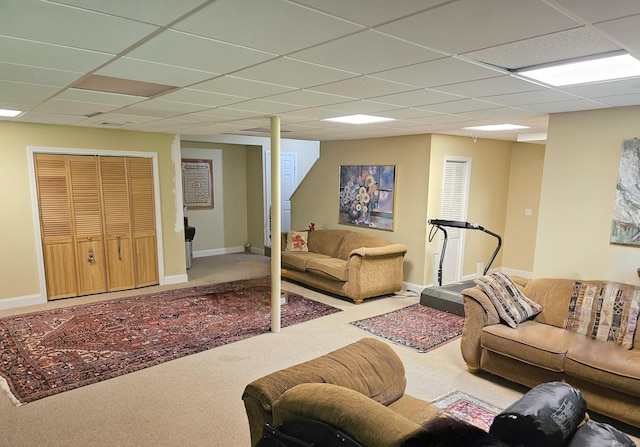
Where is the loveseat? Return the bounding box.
[242,338,440,447]
[280,229,407,304]
[461,275,640,428]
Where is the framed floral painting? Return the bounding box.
[339,165,396,231]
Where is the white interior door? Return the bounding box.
[265,151,297,243]
[438,157,471,285]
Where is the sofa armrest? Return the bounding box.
[242,338,407,446]
[348,243,407,258]
[273,383,425,447]
[460,286,501,373]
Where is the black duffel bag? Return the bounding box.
[489,382,587,447]
[256,419,363,447]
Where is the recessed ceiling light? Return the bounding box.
[324,114,395,125]
[517,53,640,86]
[464,124,529,131]
[0,108,23,117]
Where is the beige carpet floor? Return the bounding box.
[0,253,638,446]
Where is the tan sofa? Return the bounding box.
[461,276,640,429]
[280,229,407,304]
[241,338,440,447]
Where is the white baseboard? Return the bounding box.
[193,246,245,258]
[164,274,189,285]
[500,267,533,278]
[0,293,46,311]
[402,281,426,295]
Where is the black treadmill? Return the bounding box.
[420,219,502,316]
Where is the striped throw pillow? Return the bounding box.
[475,273,542,328]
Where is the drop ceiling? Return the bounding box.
[1,0,640,142]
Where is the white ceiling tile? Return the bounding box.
[463,28,621,70]
[0,0,158,53]
[371,89,463,107]
[127,30,276,74]
[32,99,122,116]
[233,58,357,89]
[462,107,541,120]
[174,0,362,54]
[596,94,640,107]
[14,111,86,125]
[0,36,113,72]
[518,99,610,114]
[560,78,640,98]
[265,90,355,108]
[310,76,417,98]
[481,89,581,106]
[290,30,445,74]
[0,62,82,87]
[553,0,640,23]
[79,112,159,126]
[0,80,59,102]
[435,75,544,98]
[376,108,445,120]
[48,0,209,26]
[376,0,580,54]
[374,58,503,88]
[289,0,446,27]
[191,76,295,98]
[159,89,248,108]
[97,58,216,87]
[118,99,210,118]
[422,99,503,114]
[225,99,304,115]
[595,15,640,53]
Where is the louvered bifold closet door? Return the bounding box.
[68,156,107,295]
[100,157,135,291]
[34,154,78,299]
[127,157,158,287]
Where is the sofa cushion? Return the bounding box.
[336,232,392,260]
[564,281,640,349]
[281,251,332,271]
[475,273,542,328]
[307,230,351,257]
[285,230,308,252]
[481,321,575,372]
[305,258,348,282]
[564,339,640,398]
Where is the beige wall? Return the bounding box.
[0,122,183,303]
[246,145,265,249]
[535,105,640,283]
[503,143,545,274]
[292,133,543,287]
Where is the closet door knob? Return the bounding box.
[88,248,95,264]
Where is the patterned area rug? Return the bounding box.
[0,276,341,405]
[350,304,464,352]
[431,390,502,432]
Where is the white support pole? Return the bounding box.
[270,116,282,333]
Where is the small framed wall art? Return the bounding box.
[339,165,396,231]
[182,159,213,210]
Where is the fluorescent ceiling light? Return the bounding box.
[464,124,529,131]
[518,53,640,86]
[0,108,23,117]
[324,114,395,124]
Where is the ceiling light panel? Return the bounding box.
[518,54,640,86]
[324,114,395,124]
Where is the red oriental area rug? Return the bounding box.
[350,304,464,353]
[431,390,502,432]
[0,276,341,405]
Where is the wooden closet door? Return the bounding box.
[34,154,78,299]
[127,157,158,287]
[100,157,135,291]
[68,156,107,295]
